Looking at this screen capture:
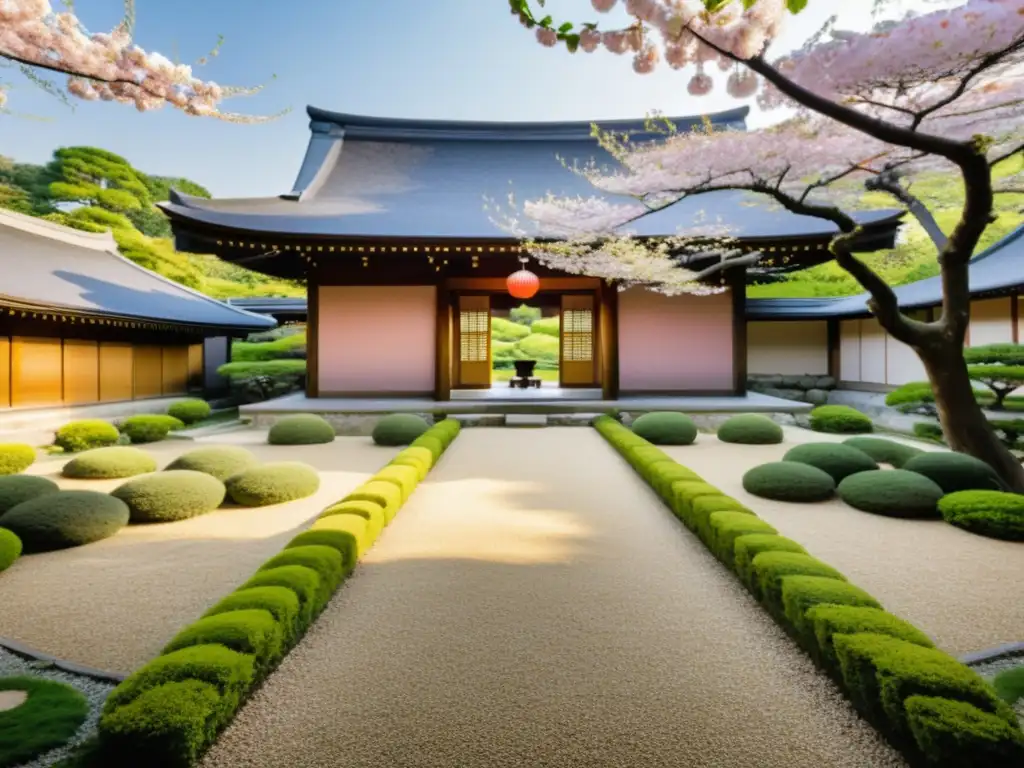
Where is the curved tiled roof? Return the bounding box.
[0,209,274,332]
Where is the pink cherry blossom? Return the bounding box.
[536,27,559,46]
[687,72,712,95]
[591,0,618,12]
[579,28,602,52]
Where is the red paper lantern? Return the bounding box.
[507,268,539,299]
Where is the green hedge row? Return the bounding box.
[93,418,462,767]
[592,415,1024,766]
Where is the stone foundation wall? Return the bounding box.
[747,373,837,405]
[251,412,437,436]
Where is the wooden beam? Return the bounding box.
[306,280,320,398]
[731,272,748,395]
[435,280,452,401]
[599,280,619,400]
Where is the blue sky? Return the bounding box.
[2,1,892,198]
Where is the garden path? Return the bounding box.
[201,427,902,768]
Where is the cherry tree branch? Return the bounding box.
[865,170,948,251]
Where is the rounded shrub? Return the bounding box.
[836,469,944,518]
[808,405,873,434]
[62,446,157,479]
[165,446,259,482]
[631,412,698,445]
[782,442,878,483]
[0,443,36,475]
[372,414,430,446]
[0,475,60,514]
[0,490,129,552]
[373,464,419,502]
[267,414,335,445]
[225,462,320,507]
[902,451,1002,493]
[161,609,283,671]
[0,675,89,767]
[742,461,836,502]
[202,588,301,648]
[842,437,924,468]
[389,446,433,480]
[167,399,212,425]
[119,414,185,444]
[937,490,1024,541]
[0,527,22,571]
[905,695,1024,767]
[112,471,227,524]
[54,419,119,452]
[733,534,807,589]
[410,434,444,462]
[242,565,322,627]
[717,414,784,445]
[319,500,386,544]
[259,545,344,609]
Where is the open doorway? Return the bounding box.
[490,294,560,389]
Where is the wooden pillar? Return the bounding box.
[1013,295,1020,344]
[306,279,320,398]
[599,280,619,400]
[434,279,452,401]
[827,318,841,380]
[731,271,748,396]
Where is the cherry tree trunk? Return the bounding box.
[919,344,1024,492]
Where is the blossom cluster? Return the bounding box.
[0,0,272,120]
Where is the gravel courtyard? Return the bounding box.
[662,425,1024,656]
[0,435,395,674]
[201,428,902,768]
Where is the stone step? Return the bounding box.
[504,414,548,427]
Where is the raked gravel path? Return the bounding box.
[202,427,902,768]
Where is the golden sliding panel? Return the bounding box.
[0,337,10,408]
[133,345,163,399]
[62,339,100,405]
[11,337,63,407]
[560,294,598,387]
[161,346,190,396]
[99,343,134,402]
[457,294,491,388]
[187,343,204,389]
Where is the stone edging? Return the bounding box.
[961,641,1024,665]
[0,635,126,683]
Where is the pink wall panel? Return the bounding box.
[618,288,734,391]
[318,285,436,394]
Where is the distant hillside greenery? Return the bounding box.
[0,148,304,299]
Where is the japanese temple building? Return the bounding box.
[0,208,273,411]
[160,105,904,402]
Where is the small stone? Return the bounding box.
[797,376,818,390]
[805,388,829,405]
[0,690,27,711]
[815,376,837,389]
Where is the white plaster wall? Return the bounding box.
[747,321,829,375]
[859,317,887,384]
[839,320,861,382]
[968,297,1013,346]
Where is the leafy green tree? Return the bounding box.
[46,147,151,212]
[509,304,542,326]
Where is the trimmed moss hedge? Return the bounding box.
[937,490,1024,541]
[165,446,259,482]
[225,462,320,507]
[741,461,836,502]
[842,437,924,468]
[120,415,185,444]
[167,399,212,425]
[62,446,158,479]
[782,442,878,483]
[372,414,430,446]
[837,469,944,518]
[994,667,1024,706]
[902,451,1002,493]
[808,405,873,434]
[631,412,698,445]
[717,414,784,445]
[0,443,36,475]
[95,418,462,766]
[591,414,1024,763]
[0,490,129,552]
[112,471,227,524]
[342,480,403,524]
[388,446,434,480]
[0,527,21,572]
[0,475,59,515]
[54,419,120,452]
[267,414,335,445]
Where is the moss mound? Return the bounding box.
[782,442,878,483]
[62,446,158,479]
[167,399,212,425]
[0,527,22,571]
[120,415,185,444]
[808,405,873,434]
[0,490,129,552]
[742,461,836,502]
[837,469,944,517]
[717,414,784,445]
[0,675,89,767]
[0,475,60,515]
[902,451,1002,493]
[54,419,120,452]
[938,490,1024,541]
[112,471,227,524]
[267,414,335,445]
[164,446,259,482]
[371,414,430,446]
[842,437,924,468]
[0,443,36,475]
[226,462,320,507]
[631,412,698,445]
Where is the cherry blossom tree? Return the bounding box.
[506,0,1024,490]
[0,0,282,121]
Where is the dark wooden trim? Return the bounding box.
[826,318,840,380]
[1013,295,1020,343]
[599,281,620,400]
[434,281,452,401]
[306,281,320,398]
[837,380,895,393]
[731,272,747,395]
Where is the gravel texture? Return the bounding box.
[201,428,903,768]
[0,434,395,673]
[663,426,1024,656]
[0,646,115,768]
